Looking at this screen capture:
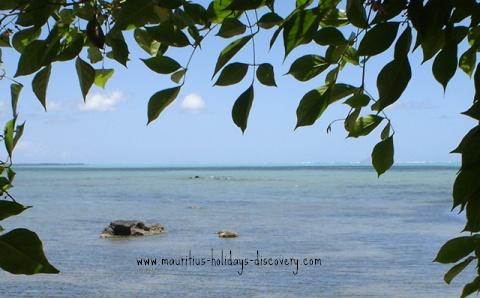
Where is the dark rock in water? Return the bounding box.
[101,220,164,238]
[216,230,238,238]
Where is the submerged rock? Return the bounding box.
[216,230,238,238]
[101,220,164,238]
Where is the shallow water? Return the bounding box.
[0,166,470,297]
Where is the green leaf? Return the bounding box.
[296,0,313,8]
[87,47,103,64]
[213,35,252,77]
[372,136,394,176]
[394,26,412,59]
[347,115,383,138]
[4,119,15,158]
[146,23,191,48]
[462,276,480,298]
[32,66,51,110]
[0,228,59,274]
[214,62,249,86]
[344,93,370,108]
[0,201,31,221]
[296,89,329,129]
[10,83,22,117]
[460,46,477,77]
[256,63,276,87]
[15,40,47,77]
[232,85,254,133]
[282,9,320,57]
[373,58,411,111]
[463,102,480,121]
[111,0,156,31]
[142,56,181,74]
[56,30,84,62]
[94,69,114,89]
[134,28,161,56]
[314,27,346,46]
[287,55,330,81]
[296,83,357,129]
[435,236,477,264]
[75,58,95,100]
[357,22,400,56]
[432,43,458,90]
[257,12,283,29]
[13,122,24,149]
[106,32,130,66]
[444,256,475,285]
[12,27,41,53]
[346,0,368,28]
[171,69,186,84]
[147,87,181,124]
[381,123,391,140]
[227,0,266,10]
[216,18,246,38]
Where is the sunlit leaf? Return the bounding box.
[94,69,114,89]
[347,115,383,138]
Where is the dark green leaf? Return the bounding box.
[106,32,130,66]
[256,63,276,87]
[0,201,31,221]
[347,115,383,138]
[296,88,329,129]
[32,65,51,110]
[463,102,480,120]
[372,136,394,176]
[87,47,103,64]
[15,40,47,77]
[217,18,246,38]
[257,12,283,29]
[314,27,346,46]
[346,0,368,28]
[373,58,411,111]
[444,256,475,284]
[147,87,181,124]
[213,35,252,77]
[358,22,400,56]
[94,69,114,89]
[13,122,24,149]
[0,228,59,274]
[214,62,249,86]
[56,30,84,62]
[394,26,412,59]
[344,93,370,108]
[12,27,41,53]
[146,23,191,48]
[381,123,391,140]
[287,55,329,81]
[462,276,480,298]
[232,85,254,133]
[435,236,477,264]
[75,58,95,100]
[142,56,181,74]
[432,43,458,90]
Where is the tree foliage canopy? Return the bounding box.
[0,0,479,296]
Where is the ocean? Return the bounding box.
[0,165,471,297]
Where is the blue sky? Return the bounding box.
[0,2,476,165]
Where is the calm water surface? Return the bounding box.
[0,166,470,297]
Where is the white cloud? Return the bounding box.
[180,93,205,112]
[47,100,62,111]
[79,91,125,111]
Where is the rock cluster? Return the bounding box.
[101,220,164,238]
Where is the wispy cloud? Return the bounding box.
[47,100,63,111]
[180,93,205,112]
[79,91,125,112]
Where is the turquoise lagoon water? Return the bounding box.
[0,166,471,297]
